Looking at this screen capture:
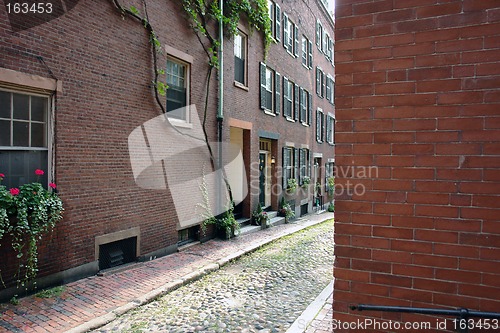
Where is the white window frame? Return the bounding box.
[0,87,53,188]
[165,46,193,128]
[234,29,247,87]
[327,114,335,146]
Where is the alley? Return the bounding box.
[92,220,334,333]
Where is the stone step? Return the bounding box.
[269,216,286,227]
[236,217,252,226]
[266,211,278,219]
[238,224,261,236]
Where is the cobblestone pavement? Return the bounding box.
[0,212,333,333]
[92,220,334,333]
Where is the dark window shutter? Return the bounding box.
[316,110,322,142]
[260,62,266,110]
[294,84,299,121]
[326,116,331,143]
[275,4,281,42]
[316,67,321,96]
[275,72,281,115]
[294,25,299,57]
[282,147,287,189]
[332,81,335,106]
[283,13,288,50]
[332,118,335,144]
[308,149,312,178]
[308,91,312,125]
[308,40,313,68]
[322,112,325,142]
[294,148,299,180]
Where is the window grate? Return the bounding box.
[99,237,137,270]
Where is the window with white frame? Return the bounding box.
[259,63,281,115]
[316,67,325,98]
[268,0,281,42]
[326,114,335,145]
[326,75,335,104]
[301,35,313,69]
[299,148,310,185]
[283,77,294,119]
[316,19,323,51]
[166,57,190,122]
[234,30,247,85]
[299,88,312,126]
[316,108,324,143]
[0,89,50,188]
[283,13,299,57]
[282,146,295,189]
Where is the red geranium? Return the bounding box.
[49,183,57,189]
[35,169,45,176]
[0,173,5,178]
[10,188,20,196]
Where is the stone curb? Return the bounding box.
[65,214,332,333]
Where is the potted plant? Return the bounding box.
[286,178,298,194]
[0,170,64,288]
[327,202,335,212]
[301,176,311,188]
[252,203,270,229]
[278,197,295,223]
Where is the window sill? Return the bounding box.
[234,81,249,91]
[264,110,277,117]
[167,118,193,129]
[301,122,310,127]
[302,63,310,70]
[285,117,295,123]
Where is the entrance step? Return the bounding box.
[266,211,278,219]
[239,224,261,236]
[236,217,252,227]
[270,215,285,226]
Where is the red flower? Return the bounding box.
[0,173,4,178]
[35,169,45,176]
[49,183,57,189]
[10,188,20,196]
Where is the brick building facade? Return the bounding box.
[334,0,500,331]
[0,0,334,299]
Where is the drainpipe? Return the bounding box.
[217,0,224,211]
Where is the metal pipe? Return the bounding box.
[351,304,500,319]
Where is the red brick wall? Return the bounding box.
[0,0,217,288]
[334,0,500,331]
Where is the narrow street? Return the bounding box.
[92,220,334,333]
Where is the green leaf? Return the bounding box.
[129,5,139,15]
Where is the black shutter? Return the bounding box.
[308,40,313,68]
[322,112,325,142]
[316,109,321,142]
[294,148,299,180]
[332,81,335,106]
[283,13,288,50]
[282,146,287,190]
[275,71,281,115]
[332,118,335,145]
[294,25,299,57]
[308,91,312,125]
[275,4,281,42]
[260,62,266,110]
[294,84,299,121]
[308,149,312,178]
[299,87,305,122]
[326,116,331,143]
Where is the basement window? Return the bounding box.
[99,237,137,270]
[178,225,199,246]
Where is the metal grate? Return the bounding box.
[300,203,308,216]
[99,237,137,270]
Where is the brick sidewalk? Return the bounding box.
[0,212,334,333]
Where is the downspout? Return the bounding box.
[217,0,224,210]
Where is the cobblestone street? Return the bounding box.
[92,220,334,333]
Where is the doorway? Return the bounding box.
[259,139,272,208]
